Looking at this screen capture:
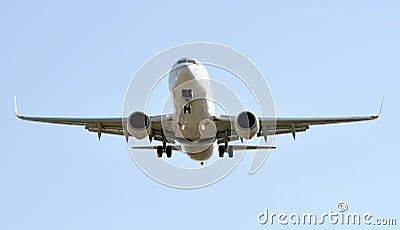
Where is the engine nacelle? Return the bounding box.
[127,111,151,139]
[234,111,260,139]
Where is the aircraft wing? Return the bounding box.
[261,115,379,139]
[213,113,380,142]
[15,96,381,143]
[14,97,173,142]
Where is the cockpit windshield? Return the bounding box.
[177,58,197,65]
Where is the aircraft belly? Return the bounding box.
[183,141,217,161]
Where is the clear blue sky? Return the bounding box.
[1,0,399,229]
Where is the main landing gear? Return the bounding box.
[218,145,233,158]
[156,143,172,158]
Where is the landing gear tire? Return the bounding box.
[218,145,225,158]
[228,146,233,158]
[157,145,163,158]
[166,145,172,158]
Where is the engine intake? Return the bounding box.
[127,111,151,139]
[234,111,260,139]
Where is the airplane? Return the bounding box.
[15,57,381,166]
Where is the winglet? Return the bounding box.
[14,96,22,118]
[372,96,384,120]
[379,96,384,115]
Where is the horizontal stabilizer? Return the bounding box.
[132,145,181,151]
[230,145,276,150]
[131,145,275,151]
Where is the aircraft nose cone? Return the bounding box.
[174,65,196,86]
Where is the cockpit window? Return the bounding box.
[177,59,197,65]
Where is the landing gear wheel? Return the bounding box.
[228,146,233,158]
[156,145,163,158]
[218,145,225,158]
[166,145,172,158]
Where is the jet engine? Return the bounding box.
[234,111,260,139]
[127,111,151,139]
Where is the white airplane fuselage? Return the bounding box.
[168,58,218,162]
